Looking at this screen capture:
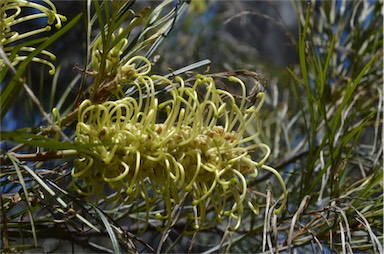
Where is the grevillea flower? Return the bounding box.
[73,61,287,231]
[92,28,128,76]
[0,0,66,74]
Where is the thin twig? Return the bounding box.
[0,195,10,254]
[22,83,70,141]
[0,149,78,164]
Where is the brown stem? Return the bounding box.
[1,149,78,164]
[0,196,10,254]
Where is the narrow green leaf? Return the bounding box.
[46,180,101,233]
[298,6,316,152]
[20,164,68,208]
[7,156,38,247]
[104,0,111,23]
[1,131,102,156]
[330,55,377,135]
[92,206,122,254]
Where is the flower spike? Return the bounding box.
[73,67,287,231]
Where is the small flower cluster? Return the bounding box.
[91,28,152,80]
[73,64,286,231]
[92,28,127,76]
[0,0,66,74]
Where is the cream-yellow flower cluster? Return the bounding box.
[73,68,286,231]
[0,0,66,74]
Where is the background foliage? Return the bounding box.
[1,0,383,253]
